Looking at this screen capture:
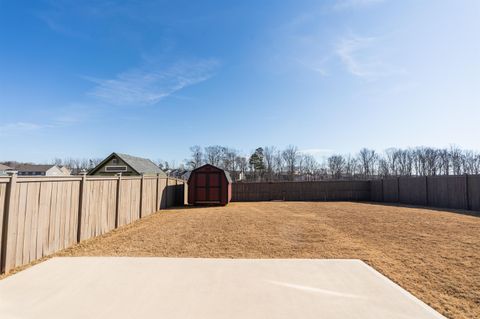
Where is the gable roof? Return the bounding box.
[89,152,166,176]
[116,153,165,176]
[0,164,12,171]
[14,164,56,172]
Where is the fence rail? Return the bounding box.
[0,174,185,274]
[233,175,480,212]
[371,175,480,211]
[232,180,371,202]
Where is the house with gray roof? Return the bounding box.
[13,164,66,176]
[0,164,12,176]
[88,152,166,177]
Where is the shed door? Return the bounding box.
[196,172,221,203]
[207,172,221,202]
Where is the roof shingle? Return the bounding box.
[114,153,166,176]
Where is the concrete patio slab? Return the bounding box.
[0,258,444,319]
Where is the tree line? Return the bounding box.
[3,145,479,181]
[183,145,480,181]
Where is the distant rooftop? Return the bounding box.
[115,153,165,176]
[0,164,12,171]
[89,152,166,176]
[12,164,55,172]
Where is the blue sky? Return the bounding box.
[1,0,479,163]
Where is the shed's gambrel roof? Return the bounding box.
[188,164,232,183]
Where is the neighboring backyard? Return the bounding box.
[4,202,480,318]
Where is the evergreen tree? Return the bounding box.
[249,148,266,175]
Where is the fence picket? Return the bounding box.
[0,175,184,274]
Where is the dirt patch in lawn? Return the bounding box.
[3,202,480,318]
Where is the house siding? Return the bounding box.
[91,156,137,176]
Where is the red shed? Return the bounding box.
[188,164,232,205]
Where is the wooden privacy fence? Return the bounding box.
[371,175,480,211]
[233,175,480,212]
[0,174,185,274]
[232,180,371,202]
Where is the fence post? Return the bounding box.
[425,176,429,206]
[397,177,400,202]
[165,177,169,208]
[175,178,179,206]
[381,178,385,202]
[1,171,17,274]
[139,174,145,218]
[184,180,188,206]
[77,171,87,243]
[465,174,470,210]
[115,173,122,228]
[156,173,161,211]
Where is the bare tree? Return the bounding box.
[328,155,345,179]
[461,150,479,174]
[282,145,299,180]
[450,145,463,175]
[204,145,225,167]
[273,150,284,178]
[222,148,238,175]
[437,148,450,175]
[384,148,400,176]
[344,155,359,178]
[61,157,100,172]
[52,158,63,166]
[424,147,439,176]
[263,146,276,181]
[412,148,425,176]
[156,160,169,170]
[396,149,413,176]
[301,154,318,181]
[187,145,203,170]
[358,148,377,178]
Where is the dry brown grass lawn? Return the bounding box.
[3,202,480,318]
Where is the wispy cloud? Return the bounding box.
[36,1,207,40]
[36,12,88,39]
[0,122,50,136]
[294,57,331,76]
[86,59,219,106]
[335,34,404,79]
[333,0,386,11]
[336,35,376,77]
[0,105,91,137]
[270,16,333,76]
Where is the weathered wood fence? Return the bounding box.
[0,174,185,274]
[232,175,480,212]
[232,180,371,202]
[371,175,480,211]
